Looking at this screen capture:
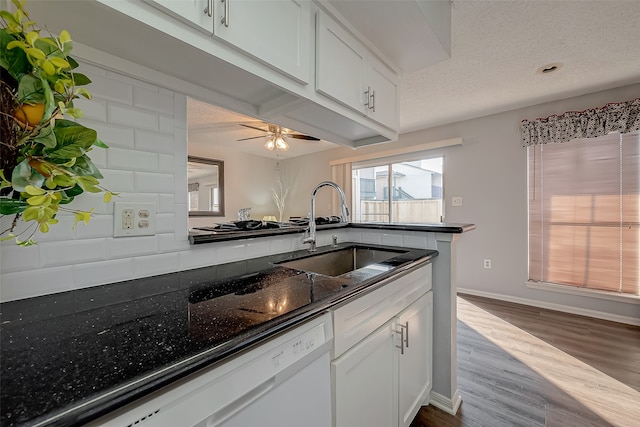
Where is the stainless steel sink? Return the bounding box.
[277,246,404,277]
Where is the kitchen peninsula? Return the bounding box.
[1,223,473,427]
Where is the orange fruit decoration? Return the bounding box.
[13,103,45,129]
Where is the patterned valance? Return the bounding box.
[188,182,199,192]
[520,97,640,146]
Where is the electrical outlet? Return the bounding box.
[114,202,156,237]
[483,259,492,269]
[452,196,463,206]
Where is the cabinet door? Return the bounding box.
[367,56,399,130]
[316,11,367,114]
[143,0,213,34]
[397,292,433,427]
[213,0,311,84]
[332,322,398,427]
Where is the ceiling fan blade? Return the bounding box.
[288,134,321,141]
[237,136,267,141]
[240,124,269,133]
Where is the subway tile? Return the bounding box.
[0,244,40,273]
[39,239,108,268]
[31,215,77,243]
[402,233,430,249]
[108,103,158,131]
[157,234,190,253]
[134,171,175,194]
[173,206,189,241]
[133,252,181,278]
[0,266,76,302]
[156,213,174,234]
[74,258,135,289]
[100,169,136,193]
[77,61,108,79]
[173,93,187,122]
[360,230,382,245]
[216,242,248,264]
[86,73,133,105]
[179,245,219,271]
[270,236,295,255]
[134,129,174,154]
[379,233,403,247]
[245,238,272,258]
[87,144,107,168]
[75,215,114,240]
[133,86,174,115]
[81,120,135,149]
[159,114,175,134]
[158,194,175,213]
[75,97,107,122]
[158,154,175,173]
[106,72,160,92]
[108,147,158,172]
[68,190,117,215]
[108,236,159,259]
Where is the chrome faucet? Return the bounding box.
[303,181,349,252]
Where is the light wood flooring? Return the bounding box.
[410,294,640,427]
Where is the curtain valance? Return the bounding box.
[520,97,640,146]
[188,182,199,192]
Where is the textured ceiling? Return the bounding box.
[400,0,640,132]
[189,0,640,156]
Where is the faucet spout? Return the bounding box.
[303,181,350,252]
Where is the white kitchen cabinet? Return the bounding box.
[143,0,214,34]
[316,10,399,130]
[332,322,398,427]
[213,0,311,84]
[331,264,433,427]
[398,292,433,427]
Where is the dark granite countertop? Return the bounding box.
[0,243,437,427]
[189,222,475,244]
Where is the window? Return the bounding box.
[352,157,443,223]
[528,132,639,296]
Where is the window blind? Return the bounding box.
[528,132,639,295]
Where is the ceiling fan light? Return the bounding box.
[264,139,275,150]
[275,136,288,151]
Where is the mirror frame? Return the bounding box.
[188,156,225,217]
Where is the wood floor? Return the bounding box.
[410,294,640,427]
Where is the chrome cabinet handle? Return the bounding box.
[403,320,408,348]
[369,89,375,112]
[364,86,371,109]
[396,322,408,355]
[204,0,212,17]
[221,0,229,27]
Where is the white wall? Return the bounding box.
[301,84,640,323]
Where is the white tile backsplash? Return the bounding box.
[108,148,158,172]
[74,258,135,288]
[133,86,174,114]
[134,171,175,194]
[39,239,108,268]
[134,129,175,154]
[108,103,158,131]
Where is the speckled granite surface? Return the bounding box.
[0,243,436,427]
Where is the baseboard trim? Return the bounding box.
[457,288,640,327]
[428,389,462,415]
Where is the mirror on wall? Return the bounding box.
[188,156,225,217]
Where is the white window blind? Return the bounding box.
[528,132,639,295]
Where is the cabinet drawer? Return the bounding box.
[332,264,432,358]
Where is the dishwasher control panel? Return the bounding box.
[270,323,325,368]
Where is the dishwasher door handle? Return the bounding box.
[205,377,276,427]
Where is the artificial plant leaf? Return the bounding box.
[25,185,46,195]
[32,123,57,148]
[0,197,27,214]
[63,183,83,198]
[40,75,56,121]
[67,56,79,69]
[0,30,29,82]
[59,30,71,46]
[47,120,97,159]
[11,159,44,192]
[72,72,91,86]
[17,74,45,103]
[93,137,109,149]
[69,155,103,179]
[0,11,18,26]
[49,56,70,69]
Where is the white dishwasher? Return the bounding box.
[88,313,333,427]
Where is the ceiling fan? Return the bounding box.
[237,123,320,152]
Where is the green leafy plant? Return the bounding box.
[0,0,115,245]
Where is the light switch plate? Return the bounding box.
[113,202,156,237]
[452,196,463,206]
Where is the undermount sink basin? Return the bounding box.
[277,246,405,277]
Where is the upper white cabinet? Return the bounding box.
[316,10,399,130]
[143,0,214,34]
[213,0,311,84]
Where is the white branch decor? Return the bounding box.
[272,179,289,223]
